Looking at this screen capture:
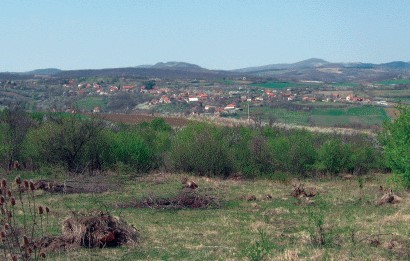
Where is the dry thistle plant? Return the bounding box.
[0,177,50,260]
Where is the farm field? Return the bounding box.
[235,105,389,129]
[250,82,320,89]
[75,97,108,111]
[4,171,409,260]
[378,79,410,85]
[310,106,389,127]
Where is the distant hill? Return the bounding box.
[53,66,238,80]
[152,62,204,70]
[24,68,62,75]
[1,59,410,82]
[234,58,410,82]
[379,61,410,69]
[234,58,330,73]
[136,61,207,72]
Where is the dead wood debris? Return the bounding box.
[377,190,402,206]
[38,211,138,252]
[130,189,220,209]
[291,183,316,198]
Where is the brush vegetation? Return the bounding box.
[0,105,408,260]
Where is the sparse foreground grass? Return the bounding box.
[2,171,409,260]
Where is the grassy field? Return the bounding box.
[378,79,410,85]
[236,105,389,128]
[312,106,389,126]
[311,106,389,127]
[237,107,310,125]
[4,171,408,260]
[328,83,360,87]
[74,96,107,111]
[250,82,321,89]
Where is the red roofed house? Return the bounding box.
[122,85,134,92]
[224,104,236,110]
[160,96,171,104]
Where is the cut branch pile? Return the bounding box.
[39,211,138,252]
[291,183,316,198]
[377,190,402,206]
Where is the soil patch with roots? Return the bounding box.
[124,189,221,210]
[38,211,138,252]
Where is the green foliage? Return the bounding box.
[316,139,350,175]
[242,229,276,261]
[348,145,381,175]
[109,130,154,172]
[143,80,156,90]
[22,116,106,172]
[168,123,233,177]
[0,110,385,179]
[0,106,33,170]
[380,105,410,188]
[306,196,337,247]
[270,131,317,177]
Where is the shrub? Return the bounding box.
[169,123,233,177]
[316,139,350,175]
[109,130,154,173]
[379,105,410,188]
[22,116,106,173]
[270,131,316,177]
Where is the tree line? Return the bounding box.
[0,106,408,188]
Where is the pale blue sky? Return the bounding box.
[1,0,409,72]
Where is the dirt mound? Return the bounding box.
[39,211,138,252]
[291,183,316,198]
[240,194,257,201]
[377,190,402,206]
[131,189,220,209]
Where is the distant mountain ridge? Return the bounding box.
[23,68,62,75]
[234,58,410,72]
[2,59,410,82]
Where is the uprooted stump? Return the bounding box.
[132,189,220,209]
[39,212,138,252]
[377,190,402,206]
[291,183,316,198]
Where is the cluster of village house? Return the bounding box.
[62,79,376,114]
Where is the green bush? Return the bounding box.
[109,130,154,172]
[270,131,316,177]
[21,116,106,173]
[380,105,410,188]
[169,123,233,177]
[316,139,350,175]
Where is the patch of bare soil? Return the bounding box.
[363,234,410,258]
[125,189,221,209]
[39,211,138,252]
[33,174,121,194]
[240,194,257,201]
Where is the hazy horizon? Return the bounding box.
[1,0,409,72]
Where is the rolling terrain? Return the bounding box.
[2,59,410,83]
